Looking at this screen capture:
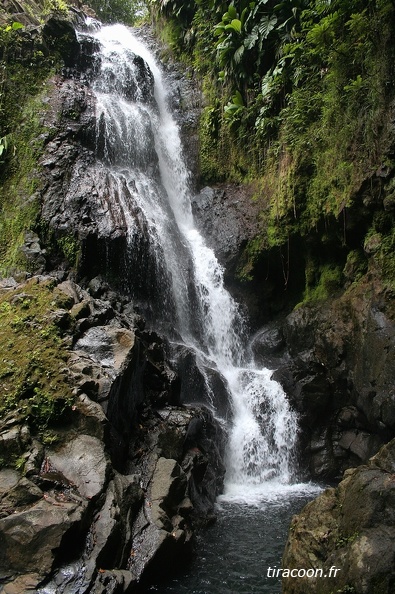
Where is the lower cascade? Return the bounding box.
[84,22,306,504]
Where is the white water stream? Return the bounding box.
[89,23,311,504]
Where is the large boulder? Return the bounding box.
[47,434,110,500]
[129,457,191,584]
[0,497,87,581]
[126,405,226,586]
[282,438,395,594]
[39,471,143,593]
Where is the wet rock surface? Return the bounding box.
[191,184,263,311]
[0,275,226,592]
[282,438,395,594]
[251,276,395,481]
[192,184,261,273]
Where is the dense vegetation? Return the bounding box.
[152,0,395,302]
[87,0,147,24]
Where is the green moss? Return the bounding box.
[236,234,266,282]
[0,278,74,433]
[304,263,344,303]
[343,250,368,284]
[57,234,81,268]
[0,80,53,275]
[14,456,26,472]
[0,2,64,275]
[376,230,395,290]
[42,0,68,16]
[335,531,359,549]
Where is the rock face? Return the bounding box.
[192,184,261,274]
[262,277,395,480]
[125,406,226,587]
[0,276,226,592]
[192,184,270,324]
[282,438,395,594]
[0,14,228,591]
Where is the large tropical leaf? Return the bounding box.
[258,14,278,38]
[233,44,245,63]
[244,25,260,49]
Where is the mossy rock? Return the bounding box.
[0,277,74,435]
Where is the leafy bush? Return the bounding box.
[88,0,148,24]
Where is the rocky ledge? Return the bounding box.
[0,276,226,593]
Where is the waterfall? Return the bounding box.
[87,23,300,503]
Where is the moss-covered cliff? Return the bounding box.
[0,0,82,275]
[152,0,395,314]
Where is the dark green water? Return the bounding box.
[147,488,321,594]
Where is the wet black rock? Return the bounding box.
[192,185,261,275]
[171,343,231,422]
[19,231,47,274]
[0,276,227,593]
[249,323,286,365]
[42,16,81,67]
[272,281,395,479]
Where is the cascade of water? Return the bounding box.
[88,23,299,501]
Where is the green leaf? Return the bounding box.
[214,23,226,35]
[233,44,245,64]
[258,14,278,38]
[0,136,8,157]
[343,74,364,92]
[240,6,249,28]
[244,26,259,49]
[232,90,244,106]
[227,4,238,20]
[225,18,242,33]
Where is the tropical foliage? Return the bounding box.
[87,0,148,24]
[153,0,395,294]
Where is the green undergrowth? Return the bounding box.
[154,0,395,306]
[0,83,53,275]
[0,277,74,435]
[0,11,58,275]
